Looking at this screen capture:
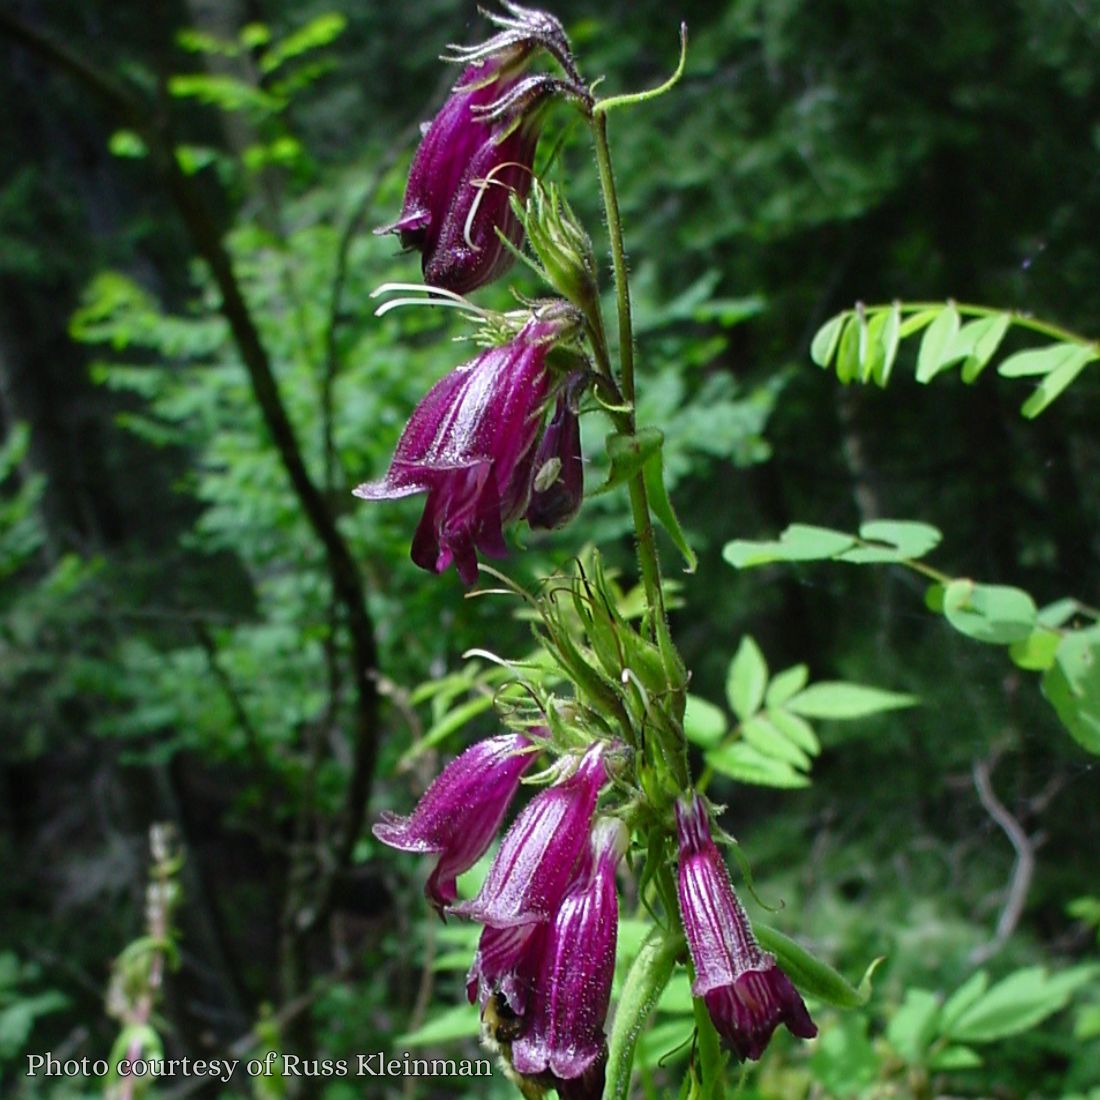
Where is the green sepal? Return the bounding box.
[755,924,881,1009]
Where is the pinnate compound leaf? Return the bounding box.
[705,743,809,788]
[942,580,1037,644]
[726,635,768,720]
[786,682,917,719]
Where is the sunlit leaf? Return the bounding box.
[810,313,845,368]
[726,635,768,720]
[683,694,727,748]
[942,580,1037,645]
[723,525,856,568]
[915,303,960,382]
[786,682,917,719]
[705,742,809,788]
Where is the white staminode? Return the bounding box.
[370,283,486,320]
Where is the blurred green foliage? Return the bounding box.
[1,1,1099,1098]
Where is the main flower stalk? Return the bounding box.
[588,109,670,653]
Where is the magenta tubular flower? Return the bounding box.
[454,742,608,932]
[353,320,556,584]
[675,793,817,1062]
[511,818,626,1098]
[526,378,584,530]
[378,60,541,294]
[372,733,536,911]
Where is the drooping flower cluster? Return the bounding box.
[373,738,623,1098]
[366,6,827,1094]
[359,5,590,583]
[377,2,582,294]
[675,792,818,1061]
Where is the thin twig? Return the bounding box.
[969,754,1036,965]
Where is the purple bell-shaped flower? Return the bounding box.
[511,818,626,1099]
[675,793,817,1062]
[372,733,536,912]
[354,319,558,584]
[459,742,609,1010]
[378,59,543,295]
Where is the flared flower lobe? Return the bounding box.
[372,733,536,911]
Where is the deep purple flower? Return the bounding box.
[353,320,557,584]
[526,377,584,530]
[512,818,626,1098]
[455,742,608,932]
[675,793,817,1062]
[377,60,541,294]
[372,733,536,911]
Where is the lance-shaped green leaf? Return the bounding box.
[705,742,809,789]
[810,312,845,368]
[642,440,698,572]
[785,682,917,719]
[755,924,880,1008]
[684,694,727,748]
[958,312,1011,382]
[944,964,1100,1043]
[872,302,902,386]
